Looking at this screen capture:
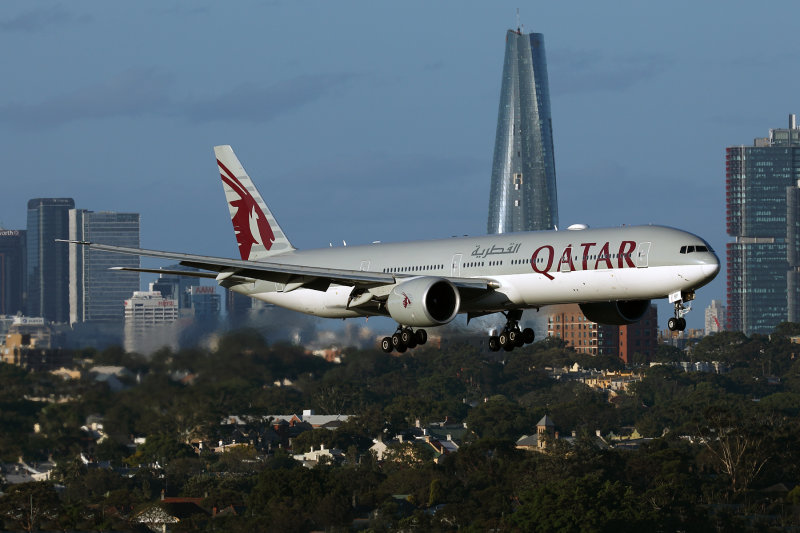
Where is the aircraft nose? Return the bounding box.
[701,254,720,279]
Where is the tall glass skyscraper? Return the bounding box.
[69,210,140,324]
[487,29,558,234]
[726,115,800,334]
[0,228,26,316]
[27,198,74,323]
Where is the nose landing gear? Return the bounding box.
[381,326,428,353]
[667,290,693,332]
[488,310,535,352]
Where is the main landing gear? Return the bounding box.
[381,327,428,353]
[488,310,535,352]
[667,290,693,332]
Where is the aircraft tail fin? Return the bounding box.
[214,145,295,260]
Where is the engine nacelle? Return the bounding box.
[579,300,651,326]
[385,277,460,327]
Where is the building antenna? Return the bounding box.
[516,8,523,34]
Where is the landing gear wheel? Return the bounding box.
[415,329,427,345]
[489,310,528,353]
[507,329,518,345]
[396,344,407,353]
[513,329,525,347]
[381,337,393,353]
[391,332,404,349]
[669,293,693,333]
[488,336,500,352]
[400,329,412,345]
[499,331,510,348]
[522,328,535,344]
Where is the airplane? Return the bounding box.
[62,145,720,354]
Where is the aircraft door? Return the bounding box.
[451,254,463,277]
[360,260,370,271]
[636,242,651,268]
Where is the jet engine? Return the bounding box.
[385,277,460,327]
[579,300,651,326]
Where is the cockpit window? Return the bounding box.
[680,244,711,254]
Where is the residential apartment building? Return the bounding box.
[727,115,800,334]
[546,303,658,364]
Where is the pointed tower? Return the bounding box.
[487,29,558,234]
[536,414,555,450]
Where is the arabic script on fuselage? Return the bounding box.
[471,242,522,258]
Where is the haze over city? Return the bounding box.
[2,1,799,329]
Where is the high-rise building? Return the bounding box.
[151,265,200,310]
[27,198,74,323]
[487,28,558,234]
[124,285,179,353]
[226,289,252,321]
[704,300,726,335]
[0,228,26,316]
[69,210,140,324]
[188,286,221,321]
[726,115,800,334]
[546,303,657,364]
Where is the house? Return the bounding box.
[516,415,556,452]
[421,435,459,463]
[89,366,134,392]
[0,458,56,484]
[292,444,344,467]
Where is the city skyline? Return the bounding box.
[3,2,800,330]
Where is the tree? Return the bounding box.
[0,482,61,532]
[125,433,195,466]
[697,406,772,495]
[465,395,532,440]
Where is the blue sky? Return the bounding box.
[2,1,798,331]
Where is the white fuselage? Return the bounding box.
[228,224,720,320]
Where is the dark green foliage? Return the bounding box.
[3,323,800,530]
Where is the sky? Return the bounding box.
[2,0,799,332]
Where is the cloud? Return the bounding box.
[548,49,670,95]
[0,68,173,128]
[181,72,359,123]
[0,4,90,32]
[0,70,357,129]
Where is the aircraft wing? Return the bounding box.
[58,240,493,291]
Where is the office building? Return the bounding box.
[0,228,26,315]
[69,210,140,324]
[704,300,726,335]
[188,285,221,321]
[226,289,252,321]
[27,198,74,323]
[123,285,179,353]
[151,265,200,310]
[487,28,558,234]
[726,115,800,334]
[546,304,657,364]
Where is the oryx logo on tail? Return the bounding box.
[218,159,275,260]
